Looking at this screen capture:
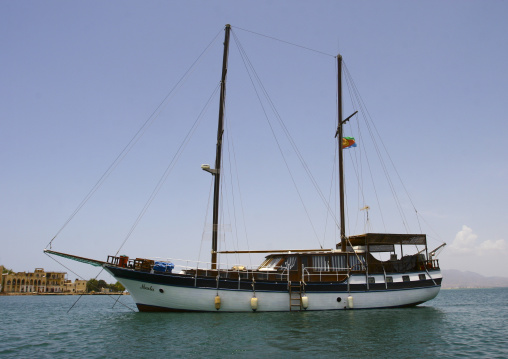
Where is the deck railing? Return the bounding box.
[106,255,441,283]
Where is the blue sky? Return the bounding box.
[1,1,507,280]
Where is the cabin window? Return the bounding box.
[331,255,347,270]
[402,275,410,282]
[385,276,393,283]
[312,256,329,271]
[239,272,249,279]
[256,273,269,281]
[349,255,365,270]
[260,256,282,270]
[282,256,297,270]
[368,277,375,284]
[419,274,426,281]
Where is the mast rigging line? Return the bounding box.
[223,114,253,266]
[235,30,358,245]
[346,63,408,231]
[322,144,338,249]
[232,29,335,248]
[114,83,221,257]
[46,28,224,250]
[44,251,136,313]
[232,26,335,58]
[343,63,437,248]
[340,61,383,233]
[342,60,414,233]
[198,176,215,267]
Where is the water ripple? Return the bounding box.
[0,288,507,358]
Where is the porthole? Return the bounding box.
[159,288,164,293]
[337,297,342,303]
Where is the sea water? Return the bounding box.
[0,288,507,358]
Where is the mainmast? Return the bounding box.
[210,24,231,270]
[336,55,358,252]
[337,54,346,252]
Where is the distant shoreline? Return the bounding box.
[442,286,508,290]
[0,292,129,296]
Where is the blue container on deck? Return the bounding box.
[153,261,174,273]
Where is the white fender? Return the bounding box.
[301,295,309,309]
[347,295,354,309]
[250,297,258,311]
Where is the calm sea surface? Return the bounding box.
[1,288,507,358]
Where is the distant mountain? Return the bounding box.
[441,269,508,289]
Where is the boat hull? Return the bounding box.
[105,266,442,312]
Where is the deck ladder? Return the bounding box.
[289,282,303,311]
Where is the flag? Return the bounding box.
[342,137,357,149]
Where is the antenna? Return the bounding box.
[360,205,370,233]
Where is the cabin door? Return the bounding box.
[283,256,300,282]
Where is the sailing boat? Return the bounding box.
[45,25,444,311]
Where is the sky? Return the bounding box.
[1,1,507,281]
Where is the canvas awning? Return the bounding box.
[346,233,427,246]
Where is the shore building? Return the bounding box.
[64,279,87,293]
[1,268,67,293]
